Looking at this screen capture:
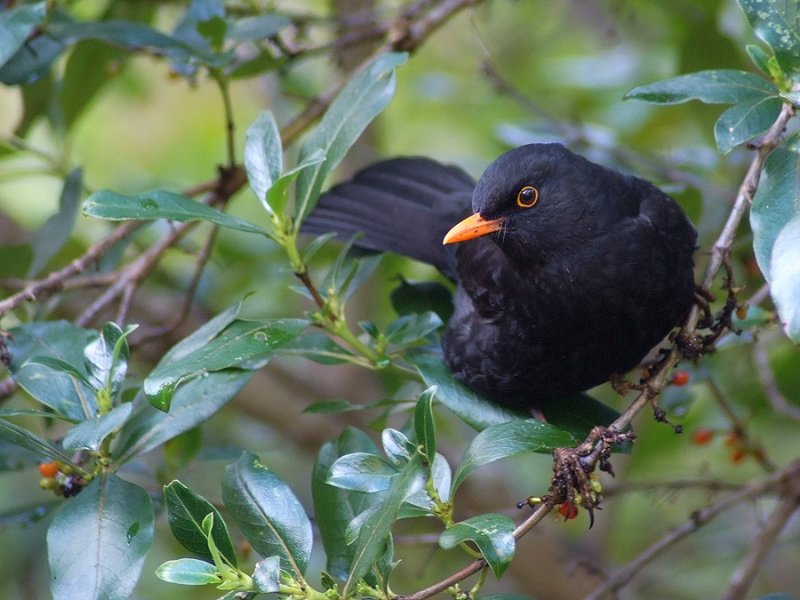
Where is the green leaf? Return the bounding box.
[714,96,782,154]
[113,369,253,464]
[62,403,132,451]
[312,428,383,581]
[59,39,126,129]
[156,558,221,586]
[343,450,425,597]
[452,419,575,493]
[252,556,281,593]
[159,298,245,364]
[83,189,269,237]
[222,452,313,577]
[327,453,397,493]
[769,214,800,341]
[407,350,525,431]
[402,452,452,516]
[747,44,774,76]
[624,69,777,104]
[541,393,624,443]
[29,168,83,276]
[390,278,454,322]
[385,311,443,346]
[0,418,81,470]
[7,321,98,420]
[227,14,291,43]
[738,0,800,77]
[294,52,407,224]
[143,319,307,409]
[439,514,515,578]
[47,475,154,600]
[751,147,800,282]
[83,322,133,399]
[266,149,326,217]
[414,386,437,459]
[382,428,414,466]
[244,111,282,213]
[164,480,238,567]
[0,3,46,69]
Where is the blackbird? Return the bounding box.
[303,143,697,410]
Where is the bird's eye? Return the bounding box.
[516,185,539,208]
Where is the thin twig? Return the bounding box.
[0,221,141,319]
[75,221,196,327]
[585,459,800,600]
[721,478,800,600]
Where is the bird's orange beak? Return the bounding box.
[442,212,504,244]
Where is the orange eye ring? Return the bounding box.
[516,185,539,208]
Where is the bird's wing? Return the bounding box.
[302,158,475,277]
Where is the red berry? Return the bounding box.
[691,428,714,446]
[558,502,579,520]
[37,462,58,478]
[672,370,690,386]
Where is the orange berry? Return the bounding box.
[559,502,579,520]
[730,448,747,464]
[37,462,58,478]
[736,305,748,320]
[672,370,690,386]
[691,428,714,446]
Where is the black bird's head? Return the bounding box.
[443,143,633,264]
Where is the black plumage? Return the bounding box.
[303,143,697,410]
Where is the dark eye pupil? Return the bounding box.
[521,189,533,201]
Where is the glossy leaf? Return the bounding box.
[156,558,220,586]
[402,453,452,516]
[625,69,776,104]
[143,318,307,409]
[164,480,237,567]
[0,418,81,470]
[222,452,313,577]
[83,322,133,398]
[253,556,281,593]
[113,369,253,464]
[769,214,800,341]
[407,350,525,430]
[385,311,443,346]
[541,392,623,442]
[0,3,46,69]
[227,14,290,42]
[29,168,83,276]
[382,428,415,466]
[747,44,775,77]
[159,298,244,364]
[390,278,454,322]
[739,0,800,77]
[343,450,425,597]
[452,419,575,493]
[414,386,437,459]
[312,427,384,581]
[244,111,282,212]
[327,453,397,493]
[752,149,797,278]
[47,475,154,600]
[62,403,132,451]
[7,321,98,420]
[265,149,325,217]
[294,52,407,224]
[714,96,782,154]
[439,514,516,577]
[83,189,269,237]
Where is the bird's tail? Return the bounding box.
[301,158,474,276]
